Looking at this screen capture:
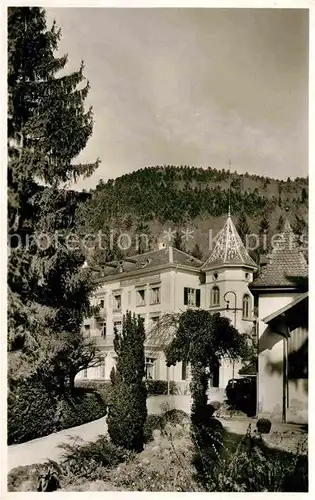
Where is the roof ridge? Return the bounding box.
[172,246,203,263]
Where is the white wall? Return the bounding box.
[257,292,307,423]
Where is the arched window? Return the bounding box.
[211,286,220,307]
[242,294,251,319]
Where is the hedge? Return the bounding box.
[75,379,112,403]
[8,379,107,445]
[75,379,178,398]
[145,379,178,395]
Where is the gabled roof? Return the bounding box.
[98,246,203,279]
[262,291,308,324]
[202,214,257,270]
[252,220,308,288]
[262,292,308,335]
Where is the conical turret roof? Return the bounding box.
[202,214,257,270]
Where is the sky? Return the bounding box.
[45,8,309,191]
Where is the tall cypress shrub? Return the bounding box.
[107,312,147,452]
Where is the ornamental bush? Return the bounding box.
[107,312,147,452]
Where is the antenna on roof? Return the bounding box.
[228,159,231,217]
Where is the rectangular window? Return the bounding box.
[114,320,122,334]
[113,294,121,310]
[83,368,88,378]
[184,287,201,307]
[136,289,146,306]
[84,325,90,336]
[150,286,161,304]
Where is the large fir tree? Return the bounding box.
[8,7,100,389]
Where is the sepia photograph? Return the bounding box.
[6,3,309,493]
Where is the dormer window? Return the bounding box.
[211,286,220,307]
[242,294,251,319]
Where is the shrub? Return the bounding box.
[8,379,107,444]
[8,379,58,444]
[58,435,131,480]
[107,312,147,452]
[108,381,147,452]
[164,409,189,425]
[143,414,166,442]
[55,388,106,430]
[256,418,272,434]
[145,380,177,395]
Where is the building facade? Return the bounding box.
[76,213,258,391]
[250,220,308,423]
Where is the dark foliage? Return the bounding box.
[8,378,57,444]
[8,379,106,444]
[107,312,147,452]
[77,166,308,230]
[145,379,177,395]
[75,379,112,404]
[58,436,130,480]
[107,381,147,452]
[8,7,100,392]
[143,414,166,442]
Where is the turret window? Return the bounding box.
[211,286,220,307]
[242,294,251,319]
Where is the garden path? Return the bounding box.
[8,417,108,472]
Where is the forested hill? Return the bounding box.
[76,165,308,262]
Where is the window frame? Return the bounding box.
[210,286,220,307]
[136,288,146,307]
[242,294,251,319]
[184,287,201,307]
[150,286,161,305]
[113,293,121,311]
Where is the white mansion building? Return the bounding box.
[77,213,258,391]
